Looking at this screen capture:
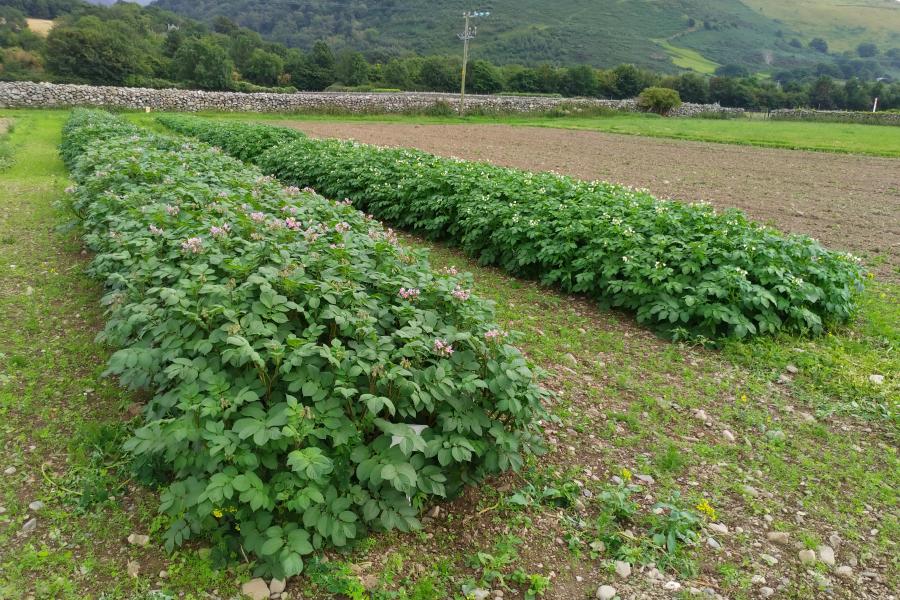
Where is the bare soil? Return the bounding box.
[0,119,10,135]
[283,122,900,278]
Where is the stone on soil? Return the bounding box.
[242,578,270,600]
[614,560,631,579]
[766,531,789,545]
[127,561,140,578]
[21,517,37,534]
[799,549,817,564]
[269,579,286,594]
[127,533,150,547]
[596,585,617,600]
[818,545,835,566]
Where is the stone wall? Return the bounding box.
[769,108,900,126]
[0,81,743,117]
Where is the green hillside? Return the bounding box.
[743,0,900,52]
[149,0,843,72]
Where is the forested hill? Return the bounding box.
[149,0,900,73]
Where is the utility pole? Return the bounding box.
[458,10,490,115]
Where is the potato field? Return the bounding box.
[0,108,896,600]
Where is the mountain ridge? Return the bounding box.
[149,0,900,73]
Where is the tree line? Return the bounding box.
[2,2,899,111]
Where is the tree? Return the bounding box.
[843,77,870,111]
[637,87,682,115]
[610,64,652,99]
[708,77,755,108]
[563,64,597,97]
[505,66,540,93]
[286,41,335,90]
[808,76,842,109]
[335,50,369,86]
[715,64,749,78]
[382,59,412,89]
[809,38,829,54]
[45,17,149,85]
[243,48,283,87]
[418,56,459,92]
[467,60,504,94]
[857,42,878,58]
[172,36,232,90]
[672,72,708,104]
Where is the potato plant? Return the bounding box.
[158,116,865,340]
[61,110,547,578]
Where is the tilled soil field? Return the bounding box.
[282,122,900,279]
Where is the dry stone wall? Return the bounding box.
[0,81,742,117]
[769,108,900,126]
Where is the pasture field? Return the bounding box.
[742,0,900,52]
[24,19,55,37]
[0,108,897,600]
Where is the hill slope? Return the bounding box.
[743,0,900,52]
[149,0,845,72]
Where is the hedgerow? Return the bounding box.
[159,116,865,340]
[62,110,547,578]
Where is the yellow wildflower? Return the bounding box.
[620,467,632,482]
[695,499,717,521]
[212,508,224,519]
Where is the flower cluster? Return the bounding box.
[164,204,180,216]
[209,224,231,238]
[148,225,164,236]
[181,237,203,253]
[334,221,351,234]
[398,287,420,300]
[433,338,454,358]
[484,329,503,342]
[451,286,471,301]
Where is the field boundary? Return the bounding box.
[0,81,741,116]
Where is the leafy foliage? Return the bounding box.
[637,87,683,115]
[160,116,865,341]
[61,110,547,578]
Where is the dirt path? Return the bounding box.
[0,119,10,135]
[283,122,900,278]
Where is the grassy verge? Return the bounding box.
[0,110,246,599]
[1,109,897,599]
[128,110,900,158]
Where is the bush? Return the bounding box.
[230,80,298,94]
[62,110,547,578]
[638,87,682,115]
[159,116,864,340]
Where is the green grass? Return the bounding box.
[743,0,900,52]
[127,109,900,158]
[2,108,898,598]
[652,39,720,74]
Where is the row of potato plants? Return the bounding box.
[61,110,547,578]
[158,116,865,340]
